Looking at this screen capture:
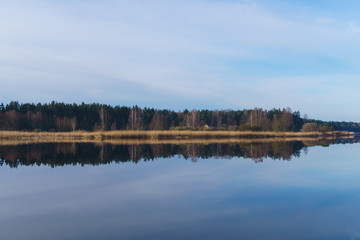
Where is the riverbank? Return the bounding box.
[0,130,354,142]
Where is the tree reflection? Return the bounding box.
[0,138,358,168]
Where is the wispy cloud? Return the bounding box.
[1,0,360,120]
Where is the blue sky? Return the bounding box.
[1,0,360,121]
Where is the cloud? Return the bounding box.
[1,0,360,120]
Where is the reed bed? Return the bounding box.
[0,135,353,146]
[0,130,353,142]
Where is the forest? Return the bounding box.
[0,101,359,132]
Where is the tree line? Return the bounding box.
[0,101,358,132]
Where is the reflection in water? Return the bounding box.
[0,138,358,167]
[2,138,360,240]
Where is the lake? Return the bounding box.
[1,138,360,240]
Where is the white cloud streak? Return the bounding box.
[1,0,360,119]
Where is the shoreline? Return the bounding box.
[0,130,354,143]
[0,136,354,146]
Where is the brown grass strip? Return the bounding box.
[0,136,352,146]
[0,130,353,145]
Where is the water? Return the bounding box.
[1,139,360,240]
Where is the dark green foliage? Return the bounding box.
[292,111,304,131]
[305,119,360,132]
[267,108,282,120]
[0,101,356,132]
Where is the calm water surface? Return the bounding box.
[1,139,360,240]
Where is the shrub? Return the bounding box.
[272,120,284,132]
[251,126,262,131]
[228,125,238,131]
[172,126,191,131]
[302,123,319,132]
[319,123,334,132]
[239,123,251,131]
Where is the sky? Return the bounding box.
[1,0,360,121]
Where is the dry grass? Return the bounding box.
[0,130,353,144]
[0,135,353,146]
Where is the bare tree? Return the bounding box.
[183,110,199,129]
[149,112,168,130]
[99,106,107,131]
[272,108,294,132]
[212,110,222,128]
[127,106,143,130]
[71,117,77,131]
